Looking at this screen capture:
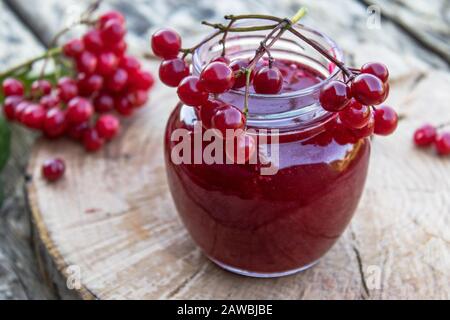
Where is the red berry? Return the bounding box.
[14,101,31,121]
[3,96,22,121]
[57,77,79,102]
[106,40,127,57]
[42,158,65,182]
[31,80,52,98]
[351,115,375,139]
[21,104,46,130]
[114,96,134,116]
[212,56,230,64]
[159,58,189,87]
[93,93,115,113]
[99,11,125,28]
[97,52,119,76]
[96,114,120,140]
[77,73,104,96]
[119,55,141,75]
[435,133,450,156]
[101,19,126,44]
[76,51,98,74]
[177,76,208,107]
[151,28,182,59]
[63,38,85,57]
[128,90,149,108]
[83,128,104,152]
[199,99,226,129]
[413,124,437,147]
[83,30,104,53]
[230,59,254,89]
[320,80,351,112]
[225,133,257,164]
[361,62,389,83]
[199,62,235,94]
[105,68,129,92]
[351,74,387,106]
[43,108,67,138]
[40,94,60,109]
[2,78,24,97]
[67,122,89,140]
[253,66,283,94]
[66,97,93,125]
[129,70,154,90]
[339,99,371,129]
[374,105,398,136]
[211,104,246,138]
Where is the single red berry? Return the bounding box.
[151,28,182,59]
[93,93,115,113]
[31,80,52,98]
[435,133,450,156]
[230,59,254,89]
[83,29,104,53]
[14,101,31,121]
[128,90,149,108]
[3,96,22,121]
[42,158,65,182]
[351,115,375,139]
[253,66,283,94]
[105,40,127,57]
[77,73,104,96]
[351,74,387,106]
[211,104,246,138]
[114,95,134,116]
[225,132,257,164]
[40,94,60,109]
[159,58,190,87]
[99,11,125,28]
[83,128,105,152]
[21,104,46,130]
[320,80,351,112]
[199,62,235,94]
[67,122,89,140]
[177,76,208,107]
[105,68,129,92]
[129,70,154,90]
[101,19,127,44]
[199,99,226,129]
[66,97,94,125]
[339,99,371,129]
[96,114,120,140]
[212,56,230,64]
[361,62,389,83]
[57,77,79,102]
[119,55,141,76]
[374,105,398,136]
[43,108,67,138]
[63,38,85,58]
[2,78,24,97]
[331,118,358,145]
[76,51,98,74]
[97,52,119,76]
[413,124,437,147]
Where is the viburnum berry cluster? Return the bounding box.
[151,8,398,162]
[1,7,155,182]
[414,123,450,156]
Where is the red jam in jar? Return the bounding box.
[164,25,371,277]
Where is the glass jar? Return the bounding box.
[164,22,371,277]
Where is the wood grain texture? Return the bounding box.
[3,0,450,299]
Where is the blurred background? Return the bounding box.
[0,0,449,299]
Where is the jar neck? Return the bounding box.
[192,22,344,132]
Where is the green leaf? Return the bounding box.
[0,115,11,172]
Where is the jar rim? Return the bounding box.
[192,22,345,99]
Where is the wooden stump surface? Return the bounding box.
[1,0,449,299]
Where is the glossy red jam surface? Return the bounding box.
[165,59,370,274]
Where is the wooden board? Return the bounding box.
[3,0,450,299]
